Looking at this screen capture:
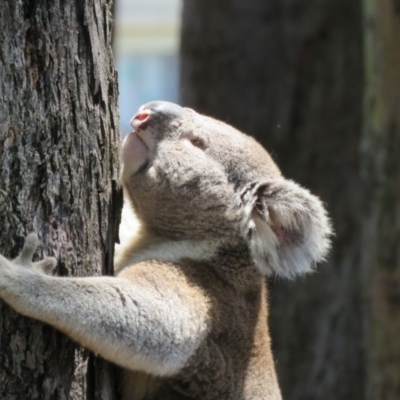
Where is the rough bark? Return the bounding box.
[0,0,121,399]
[362,1,400,399]
[181,1,364,399]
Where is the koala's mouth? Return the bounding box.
[135,132,149,151]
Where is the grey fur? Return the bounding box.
[0,102,332,399]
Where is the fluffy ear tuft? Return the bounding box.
[244,179,332,278]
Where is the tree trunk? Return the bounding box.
[0,0,121,399]
[362,1,400,399]
[181,1,364,399]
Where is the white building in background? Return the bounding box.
[114,0,181,134]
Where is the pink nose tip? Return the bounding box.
[131,110,150,130]
[136,111,149,121]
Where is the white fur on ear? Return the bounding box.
[245,179,332,278]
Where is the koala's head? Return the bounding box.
[122,101,332,278]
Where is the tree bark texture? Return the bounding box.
[181,1,364,399]
[0,0,121,399]
[362,1,400,399]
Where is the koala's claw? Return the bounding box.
[18,232,39,265]
[33,257,57,273]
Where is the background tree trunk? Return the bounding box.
[362,1,400,399]
[0,0,121,399]
[181,1,365,399]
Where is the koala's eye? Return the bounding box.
[189,137,207,150]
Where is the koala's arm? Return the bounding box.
[0,234,210,376]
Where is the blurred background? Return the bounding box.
[114,1,400,400]
[115,0,181,134]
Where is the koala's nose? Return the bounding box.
[141,101,185,119]
[131,101,184,131]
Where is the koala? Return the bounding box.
[0,101,332,400]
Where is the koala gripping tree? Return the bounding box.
[0,1,120,399]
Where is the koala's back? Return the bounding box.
[119,248,281,400]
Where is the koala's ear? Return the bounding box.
[244,179,332,278]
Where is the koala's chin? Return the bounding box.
[122,116,157,178]
[0,101,331,400]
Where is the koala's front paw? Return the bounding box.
[0,233,57,277]
[12,233,57,273]
[11,232,57,273]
